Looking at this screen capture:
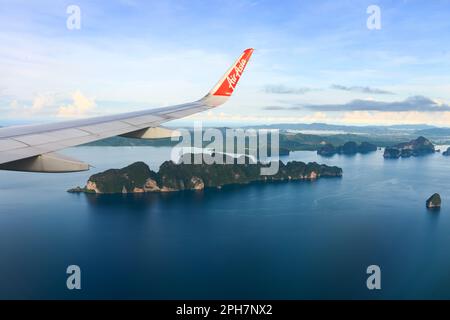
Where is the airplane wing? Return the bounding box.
[0,48,254,172]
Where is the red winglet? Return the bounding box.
[210,48,254,97]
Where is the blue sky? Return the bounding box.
[2,0,450,126]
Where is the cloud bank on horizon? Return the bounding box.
[264,96,450,112]
[1,0,450,126]
[330,84,394,95]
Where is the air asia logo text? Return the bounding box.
[212,48,253,96]
[226,58,247,90]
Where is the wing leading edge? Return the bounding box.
[0,48,254,172]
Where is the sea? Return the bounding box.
[0,146,450,299]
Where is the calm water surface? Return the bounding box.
[0,146,450,299]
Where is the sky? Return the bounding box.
[1,0,450,126]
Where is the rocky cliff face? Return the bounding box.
[426,193,441,209]
[383,136,435,159]
[68,158,343,194]
[443,147,450,156]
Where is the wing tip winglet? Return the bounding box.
[208,48,254,98]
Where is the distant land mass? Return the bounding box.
[82,136,178,147]
[81,130,423,152]
[80,123,450,151]
[317,141,377,157]
[383,136,435,158]
[416,127,450,136]
[81,133,290,156]
[244,123,437,134]
[68,155,343,194]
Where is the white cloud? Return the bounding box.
[340,111,450,126]
[9,99,19,110]
[57,91,96,117]
[30,94,54,113]
[5,93,56,118]
[184,109,450,127]
[186,110,329,124]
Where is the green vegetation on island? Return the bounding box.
[426,193,441,209]
[443,147,450,156]
[383,136,435,159]
[68,156,343,194]
[317,141,377,156]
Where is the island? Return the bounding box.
[68,158,343,194]
[317,141,377,156]
[383,136,435,159]
[443,147,450,156]
[426,193,441,209]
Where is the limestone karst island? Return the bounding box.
[68,156,343,194]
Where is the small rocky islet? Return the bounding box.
[426,193,442,209]
[318,136,446,159]
[443,147,450,156]
[68,155,343,194]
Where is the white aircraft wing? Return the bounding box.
[0,48,254,172]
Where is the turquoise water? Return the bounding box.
[0,146,450,299]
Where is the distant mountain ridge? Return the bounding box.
[416,127,450,136]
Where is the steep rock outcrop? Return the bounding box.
[384,136,435,159]
[68,158,343,194]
